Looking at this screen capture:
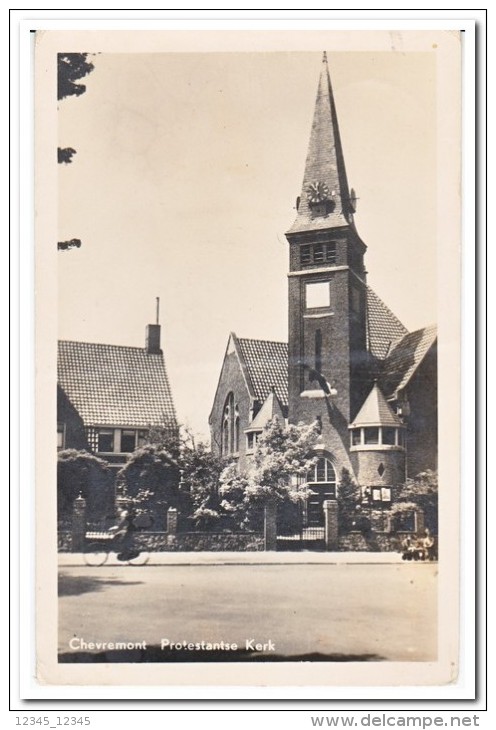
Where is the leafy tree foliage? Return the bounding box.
[116,444,180,527]
[337,467,361,533]
[57,449,113,521]
[220,417,320,530]
[57,238,81,251]
[394,469,438,533]
[58,53,94,101]
[117,425,229,530]
[180,441,228,529]
[58,147,77,164]
[57,52,94,251]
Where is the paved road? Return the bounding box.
[58,562,437,663]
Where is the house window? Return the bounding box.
[246,431,261,452]
[382,427,396,445]
[57,422,65,451]
[308,457,337,488]
[351,428,362,446]
[299,242,336,267]
[313,243,325,263]
[97,429,114,453]
[300,245,312,266]
[137,430,148,448]
[364,427,379,445]
[221,393,235,455]
[234,408,240,453]
[121,429,137,453]
[306,281,330,309]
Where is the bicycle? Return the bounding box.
[83,532,150,567]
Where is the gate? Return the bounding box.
[276,500,326,551]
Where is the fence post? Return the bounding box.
[72,493,87,552]
[414,508,425,535]
[264,502,277,551]
[167,507,178,546]
[324,499,339,551]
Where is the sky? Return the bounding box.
[57,48,437,441]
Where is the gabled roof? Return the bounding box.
[286,53,353,235]
[236,337,288,408]
[350,383,403,428]
[58,340,177,428]
[246,388,286,431]
[366,287,409,360]
[379,325,437,399]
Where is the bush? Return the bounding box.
[116,444,180,528]
[57,449,113,521]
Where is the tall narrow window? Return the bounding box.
[234,407,240,453]
[315,329,322,373]
[97,429,114,453]
[221,393,234,455]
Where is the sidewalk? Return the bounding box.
[58,550,408,567]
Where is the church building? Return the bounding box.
[209,54,437,527]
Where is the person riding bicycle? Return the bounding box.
[109,507,139,561]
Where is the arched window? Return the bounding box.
[221,393,239,456]
[234,406,240,453]
[308,456,337,488]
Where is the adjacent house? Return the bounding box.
[57,321,178,472]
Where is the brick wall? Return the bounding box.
[355,448,406,488]
[405,347,438,478]
[57,385,89,451]
[209,346,253,471]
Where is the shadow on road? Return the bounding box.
[58,574,144,597]
[58,646,385,663]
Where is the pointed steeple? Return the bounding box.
[287,52,353,235]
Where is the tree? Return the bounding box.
[116,425,230,530]
[220,416,320,530]
[337,467,361,533]
[394,470,438,533]
[58,52,95,251]
[179,441,229,529]
[58,53,95,101]
[57,449,113,522]
[116,444,180,527]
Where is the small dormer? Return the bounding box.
[245,386,285,454]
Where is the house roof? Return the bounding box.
[350,383,403,428]
[58,340,177,428]
[286,53,354,236]
[246,387,286,431]
[236,337,288,408]
[366,287,409,360]
[379,325,437,399]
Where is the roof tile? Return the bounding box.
[366,287,409,360]
[58,340,177,428]
[236,338,288,408]
[379,325,437,398]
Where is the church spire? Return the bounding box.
[287,52,354,235]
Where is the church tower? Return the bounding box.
[286,53,369,474]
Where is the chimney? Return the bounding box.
[145,297,162,354]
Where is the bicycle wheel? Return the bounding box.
[126,550,149,566]
[84,542,109,567]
